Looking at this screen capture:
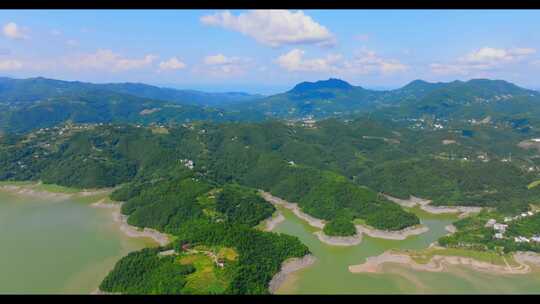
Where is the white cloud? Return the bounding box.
[0,59,23,71]
[200,10,335,47]
[276,49,341,72]
[463,47,536,63]
[65,49,158,72]
[197,53,251,77]
[204,54,234,65]
[2,22,28,40]
[344,49,408,74]
[276,48,407,75]
[159,57,186,70]
[431,47,537,75]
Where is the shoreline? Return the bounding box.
[91,199,172,247]
[0,184,73,200]
[314,230,363,246]
[0,182,112,201]
[1,181,171,295]
[258,191,326,229]
[445,224,457,235]
[349,250,540,275]
[355,224,429,240]
[383,194,482,218]
[268,254,317,294]
[260,210,286,232]
[259,190,429,244]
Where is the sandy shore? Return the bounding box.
[314,224,428,246]
[258,191,326,229]
[268,254,317,294]
[91,200,172,247]
[383,194,482,217]
[355,224,429,240]
[0,182,112,201]
[0,184,73,200]
[260,190,428,244]
[314,230,363,246]
[349,250,540,275]
[445,224,457,235]
[260,211,286,232]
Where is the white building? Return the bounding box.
[515,236,530,243]
[485,219,496,227]
[532,236,540,243]
[493,223,508,232]
[494,233,504,239]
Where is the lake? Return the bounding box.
[273,206,540,294]
[0,190,155,294]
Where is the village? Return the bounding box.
[485,209,540,243]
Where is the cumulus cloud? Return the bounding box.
[276,48,407,75]
[276,49,342,72]
[344,49,408,74]
[431,47,537,75]
[65,49,158,72]
[2,22,28,40]
[463,47,536,63]
[197,53,251,76]
[200,10,335,47]
[0,59,23,71]
[159,57,186,70]
[203,54,235,65]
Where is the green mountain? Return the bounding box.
[97,82,263,107]
[0,77,262,107]
[228,78,383,118]
[0,77,263,133]
[229,78,540,126]
[382,79,540,120]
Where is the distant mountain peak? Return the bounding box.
[290,78,354,93]
[402,79,435,90]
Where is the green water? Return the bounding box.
[273,207,540,294]
[0,191,154,294]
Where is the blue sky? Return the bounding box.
[1,9,539,94]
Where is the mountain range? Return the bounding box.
[0,76,539,133]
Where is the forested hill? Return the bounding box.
[227,78,540,126]
[0,77,262,107]
[2,115,540,293]
[1,76,539,134]
[2,115,540,217]
[0,77,264,133]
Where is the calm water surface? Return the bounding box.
[273,206,540,294]
[0,191,154,294]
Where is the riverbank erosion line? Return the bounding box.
[349,250,540,275]
[259,190,429,246]
[383,194,482,218]
[268,254,317,294]
[91,199,172,247]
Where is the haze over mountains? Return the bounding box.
[0,76,539,133]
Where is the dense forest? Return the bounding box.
[1,108,540,293]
